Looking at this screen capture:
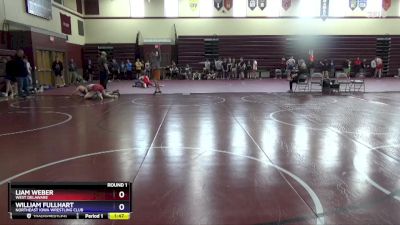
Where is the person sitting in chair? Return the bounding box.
[169,61,179,79]
[287,65,305,93]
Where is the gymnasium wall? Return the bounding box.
[1,0,85,45]
[87,0,399,18]
[85,18,400,44]
[83,0,400,43]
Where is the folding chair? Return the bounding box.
[294,74,309,92]
[309,73,323,92]
[351,72,366,93]
[335,72,351,93]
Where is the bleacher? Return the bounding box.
[178,35,400,77]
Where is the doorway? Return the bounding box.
[35,50,65,86]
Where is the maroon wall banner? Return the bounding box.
[214,0,223,10]
[258,0,266,10]
[320,0,329,20]
[383,0,391,11]
[60,13,71,35]
[224,0,233,10]
[282,0,291,11]
[358,0,367,10]
[248,0,257,10]
[349,0,357,10]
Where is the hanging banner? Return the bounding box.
[189,0,199,11]
[349,0,357,10]
[60,13,71,35]
[382,0,391,11]
[258,0,266,10]
[320,0,329,20]
[214,0,223,10]
[358,0,367,10]
[282,0,291,11]
[248,0,257,10]
[224,0,233,10]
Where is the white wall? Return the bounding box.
[85,17,400,44]
[86,0,400,17]
[63,0,78,12]
[1,0,84,45]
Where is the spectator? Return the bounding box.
[375,57,383,78]
[222,58,228,80]
[126,59,133,80]
[361,59,368,73]
[354,57,362,74]
[215,58,223,79]
[343,59,351,78]
[227,57,232,80]
[231,58,237,79]
[13,49,29,97]
[4,56,18,98]
[252,59,258,79]
[52,56,65,88]
[68,58,78,85]
[308,57,315,76]
[135,58,143,79]
[330,59,335,78]
[238,58,246,80]
[23,56,33,90]
[170,63,179,79]
[144,60,151,76]
[286,56,296,79]
[183,64,192,80]
[320,59,329,78]
[204,59,211,74]
[110,59,119,81]
[120,61,127,79]
[86,59,93,82]
[370,58,376,77]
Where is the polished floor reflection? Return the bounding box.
[0,93,399,225]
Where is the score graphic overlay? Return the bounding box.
[8,182,131,220]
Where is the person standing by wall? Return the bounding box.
[110,59,119,81]
[252,59,258,79]
[4,56,18,98]
[126,59,133,80]
[354,57,362,74]
[144,60,151,77]
[120,61,126,80]
[98,51,110,89]
[52,56,65,88]
[86,59,93,82]
[13,49,29,97]
[68,58,78,85]
[370,58,376,78]
[227,57,232,80]
[135,58,143,79]
[375,57,383,78]
[330,59,335,78]
[23,56,32,91]
[286,56,296,79]
[343,59,351,78]
[320,59,329,78]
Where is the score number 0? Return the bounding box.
[118,191,125,211]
